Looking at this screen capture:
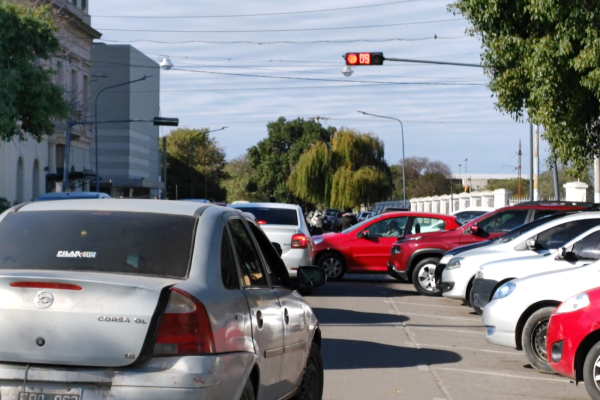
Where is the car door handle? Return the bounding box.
[284,308,289,325]
[256,310,264,329]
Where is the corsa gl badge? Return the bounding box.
[35,291,54,309]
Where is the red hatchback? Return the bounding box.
[548,287,600,400]
[313,212,461,281]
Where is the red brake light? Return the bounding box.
[257,220,267,225]
[291,234,308,249]
[153,288,215,356]
[10,282,82,291]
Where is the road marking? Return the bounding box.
[432,367,571,383]
[405,341,416,347]
[418,364,429,371]
[391,301,465,309]
[399,311,482,322]
[389,297,455,400]
[418,343,522,356]
[408,326,485,335]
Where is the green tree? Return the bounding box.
[0,1,68,142]
[0,197,11,213]
[449,0,600,172]
[485,178,529,197]
[289,128,393,209]
[391,157,453,199]
[247,117,335,203]
[223,155,268,203]
[539,164,592,200]
[165,128,227,200]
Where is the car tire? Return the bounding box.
[583,341,600,400]
[412,257,442,296]
[521,306,556,374]
[240,377,256,400]
[470,288,483,315]
[317,253,345,281]
[295,343,324,400]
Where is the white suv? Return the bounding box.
[230,202,315,277]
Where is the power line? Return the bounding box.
[97,36,468,45]
[97,18,466,33]
[93,0,420,18]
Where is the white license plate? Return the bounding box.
[18,389,81,400]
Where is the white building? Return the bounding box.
[0,0,101,203]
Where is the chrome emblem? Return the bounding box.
[35,291,54,309]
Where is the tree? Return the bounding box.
[223,155,268,203]
[165,128,227,200]
[450,0,600,173]
[485,178,529,197]
[391,157,453,198]
[0,1,68,142]
[0,197,10,213]
[247,118,335,203]
[289,128,393,209]
[539,164,592,200]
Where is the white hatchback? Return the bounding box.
[230,203,315,277]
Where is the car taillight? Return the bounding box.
[152,288,215,356]
[291,234,308,249]
[257,220,267,225]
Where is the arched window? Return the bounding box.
[32,159,40,199]
[16,157,24,204]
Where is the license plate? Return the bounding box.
[18,390,81,400]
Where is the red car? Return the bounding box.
[388,202,590,295]
[313,212,461,281]
[547,287,600,400]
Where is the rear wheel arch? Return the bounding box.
[249,364,260,399]
[515,300,561,350]
[312,327,322,349]
[575,330,600,383]
[408,249,444,276]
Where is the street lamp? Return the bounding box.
[189,127,228,199]
[358,111,406,208]
[64,117,178,192]
[94,75,152,192]
[342,66,354,77]
[159,56,174,71]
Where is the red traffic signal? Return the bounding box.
[345,52,384,66]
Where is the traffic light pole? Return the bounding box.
[383,57,483,68]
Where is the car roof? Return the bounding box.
[13,199,220,217]
[375,211,457,220]
[229,202,300,210]
[35,192,110,200]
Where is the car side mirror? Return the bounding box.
[272,242,283,257]
[470,225,480,235]
[358,230,369,239]
[557,247,567,259]
[526,238,538,251]
[297,266,326,289]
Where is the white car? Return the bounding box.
[357,212,372,222]
[441,211,600,304]
[230,203,315,277]
[483,233,600,373]
[473,226,600,312]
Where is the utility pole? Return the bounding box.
[517,139,522,198]
[464,158,468,176]
[458,164,462,186]
[533,125,540,201]
[529,123,534,201]
[162,137,167,199]
[595,156,600,203]
[552,161,560,201]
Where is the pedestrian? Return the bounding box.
[340,207,358,231]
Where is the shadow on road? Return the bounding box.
[313,308,409,325]
[311,282,419,298]
[322,338,462,370]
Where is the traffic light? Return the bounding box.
[345,52,384,66]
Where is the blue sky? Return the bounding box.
[89,0,549,175]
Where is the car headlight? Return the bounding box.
[556,293,590,314]
[313,238,324,245]
[440,255,453,265]
[446,257,464,270]
[492,282,516,300]
[475,269,484,279]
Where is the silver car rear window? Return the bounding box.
[235,207,298,225]
[0,211,196,279]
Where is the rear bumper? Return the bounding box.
[0,352,254,400]
[472,278,498,310]
[282,248,313,277]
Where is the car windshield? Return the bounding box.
[234,207,298,225]
[341,217,373,234]
[495,212,569,243]
[0,211,197,278]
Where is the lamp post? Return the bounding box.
[358,111,406,208]
[64,117,178,192]
[94,75,152,192]
[189,127,228,199]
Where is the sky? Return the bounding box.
[88,0,550,176]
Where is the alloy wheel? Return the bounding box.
[593,355,600,392]
[531,318,549,362]
[322,258,342,279]
[417,264,437,291]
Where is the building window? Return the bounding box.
[81,0,87,11]
[83,75,89,112]
[56,61,64,87]
[71,69,78,97]
[72,0,77,6]
[56,144,65,171]
[32,159,40,199]
[16,157,24,204]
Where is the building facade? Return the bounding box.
[0,0,101,203]
[90,44,163,198]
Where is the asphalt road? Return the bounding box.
[307,274,589,400]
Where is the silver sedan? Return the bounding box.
[0,199,325,400]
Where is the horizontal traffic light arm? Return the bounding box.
[344,52,483,68]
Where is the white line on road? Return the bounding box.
[432,367,572,383]
[419,343,522,355]
[399,311,483,322]
[407,326,485,335]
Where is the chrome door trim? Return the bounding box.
[264,347,285,358]
[284,341,307,354]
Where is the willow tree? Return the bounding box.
[289,128,393,209]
